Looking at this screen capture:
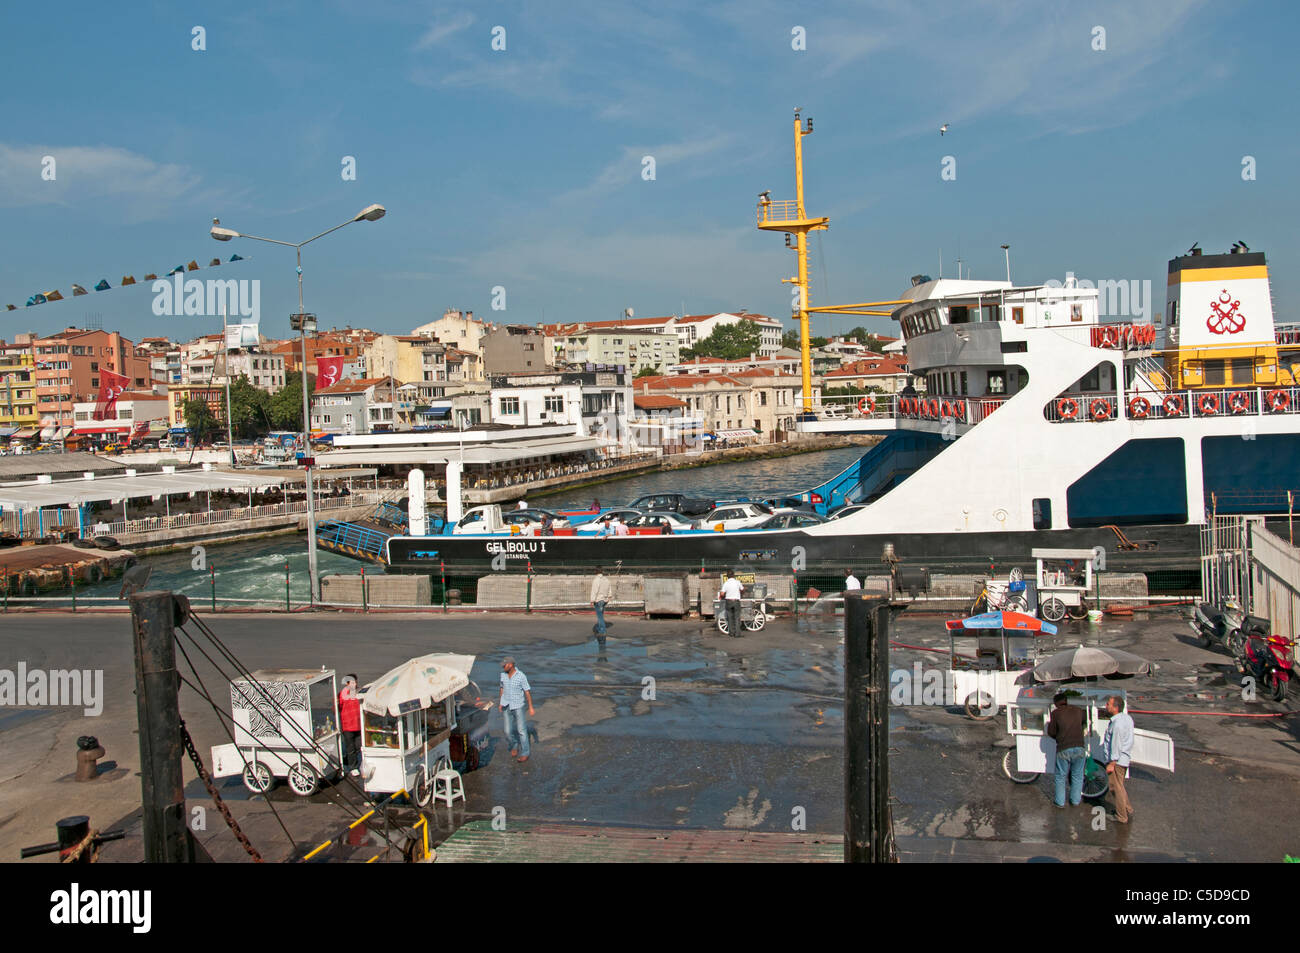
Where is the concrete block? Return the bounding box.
[321,573,431,606]
[644,575,690,615]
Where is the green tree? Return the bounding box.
[782,330,828,350]
[227,375,272,439]
[635,365,660,378]
[684,320,762,361]
[182,398,220,444]
[268,371,315,431]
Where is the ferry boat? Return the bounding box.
[376,114,1300,582]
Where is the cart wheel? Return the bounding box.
[1081,761,1109,798]
[744,611,767,632]
[715,615,729,636]
[287,761,319,797]
[414,765,433,807]
[1008,567,1023,583]
[1041,597,1066,623]
[242,760,275,794]
[1002,749,1039,784]
[964,691,997,721]
[1068,601,1088,620]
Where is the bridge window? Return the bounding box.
[950,306,970,324]
[1012,307,1024,325]
[1229,358,1253,385]
[1204,360,1226,387]
[1070,304,1084,322]
[1032,498,1052,530]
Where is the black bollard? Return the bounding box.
[844,593,896,863]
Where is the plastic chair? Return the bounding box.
[432,765,464,807]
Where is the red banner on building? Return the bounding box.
[315,356,346,388]
[93,369,130,420]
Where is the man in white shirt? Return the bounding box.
[590,567,612,644]
[516,499,528,510]
[844,569,862,591]
[719,570,745,637]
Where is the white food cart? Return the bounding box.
[1000,686,1175,791]
[947,611,1054,720]
[210,668,342,797]
[1032,547,1099,623]
[360,654,472,807]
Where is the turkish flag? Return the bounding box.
[316,356,346,388]
[93,370,130,420]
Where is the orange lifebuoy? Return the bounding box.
[1198,393,1220,416]
[1162,394,1185,417]
[1090,399,1113,421]
[1129,396,1151,419]
[857,395,875,415]
[949,400,965,422]
[1056,397,1080,420]
[1229,391,1251,414]
[929,398,941,418]
[1102,326,1120,348]
[903,397,915,415]
[1267,389,1291,413]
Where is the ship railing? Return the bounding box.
[1047,385,1300,422]
[1276,325,1300,346]
[756,199,800,225]
[893,394,1003,425]
[817,394,899,419]
[1044,393,1119,422]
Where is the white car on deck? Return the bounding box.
[695,502,775,531]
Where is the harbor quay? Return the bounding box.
[3,607,1297,863]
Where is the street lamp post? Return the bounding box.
[1001,244,1011,284]
[211,204,386,603]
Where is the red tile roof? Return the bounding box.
[634,394,687,409]
[314,376,389,395]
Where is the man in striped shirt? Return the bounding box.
[499,656,535,763]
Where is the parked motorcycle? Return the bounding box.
[1234,629,1295,702]
[1190,598,1267,657]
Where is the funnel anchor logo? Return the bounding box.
[1207,289,1245,335]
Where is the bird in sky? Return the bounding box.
[940,123,949,136]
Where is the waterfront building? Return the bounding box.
[310,376,410,436]
[822,356,915,394]
[410,309,492,378]
[180,334,286,392]
[72,391,170,442]
[482,325,556,375]
[0,342,39,436]
[488,369,632,445]
[30,328,153,438]
[366,334,447,388]
[543,312,784,358]
[167,383,225,427]
[632,369,816,440]
[267,328,375,379]
[667,353,800,376]
[629,393,703,453]
[549,327,679,374]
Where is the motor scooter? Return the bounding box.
[1234,630,1294,702]
[1191,598,1268,656]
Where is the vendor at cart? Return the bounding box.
[339,675,362,776]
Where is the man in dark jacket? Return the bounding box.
[1047,691,1087,807]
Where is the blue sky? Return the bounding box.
[1,0,1297,343]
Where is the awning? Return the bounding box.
[73,424,131,435]
[168,426,191,434]
[418,403,453,418]
[12,429,37,439]
[0,426,18,437]
[713,429,760,440]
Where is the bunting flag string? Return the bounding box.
[5,253,245,311]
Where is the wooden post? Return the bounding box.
[128,592,205,862]
[844,593,895,863]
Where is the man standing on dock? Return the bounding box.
[499,657,535,762]
[339,675,362,776]
[720,570,744,638]
[591,568,612,645]
[1103,695,1136,823]
[844,569,861,592]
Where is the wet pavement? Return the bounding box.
[2,604,1298,862]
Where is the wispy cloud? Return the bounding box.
[414,12,475,50]
[0,144,201,222]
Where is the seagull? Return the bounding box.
[940,123,949,136]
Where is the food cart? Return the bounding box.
[1000,686,1175,791]
[946,611,1054,720]
[210,668,342,797]
[1032,547,1098,622]
[359,654,471,807]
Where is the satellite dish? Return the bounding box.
[118,563,153,600]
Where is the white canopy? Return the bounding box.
[361,653,473,717]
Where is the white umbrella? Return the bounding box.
[1033,644,1152,682]
[362,654,470,717]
